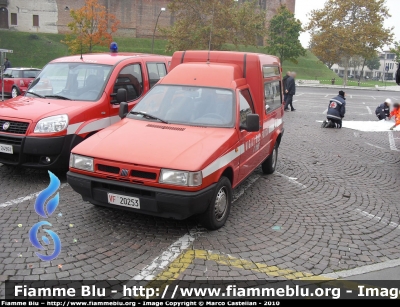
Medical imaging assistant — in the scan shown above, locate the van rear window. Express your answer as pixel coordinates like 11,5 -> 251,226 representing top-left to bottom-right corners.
263,66 -> 280,78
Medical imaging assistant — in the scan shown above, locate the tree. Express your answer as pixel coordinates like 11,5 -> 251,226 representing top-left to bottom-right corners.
265,5 -> 305,64
391,41 -> 400,62
366,56 -> 381,71
63,0 -> 120,54
161,0 -> 266,52
307,0 -> 393,86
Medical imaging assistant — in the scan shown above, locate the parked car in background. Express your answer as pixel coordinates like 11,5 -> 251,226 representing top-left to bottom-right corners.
0,68 -> 41,98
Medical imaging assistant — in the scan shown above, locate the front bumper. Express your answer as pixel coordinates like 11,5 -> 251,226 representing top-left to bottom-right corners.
0,134 -> 83,169
67,171 -> 215,220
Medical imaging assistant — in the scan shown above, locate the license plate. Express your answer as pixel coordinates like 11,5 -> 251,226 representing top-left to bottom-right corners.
0,144 -> 13,154
107,193 -> 140,209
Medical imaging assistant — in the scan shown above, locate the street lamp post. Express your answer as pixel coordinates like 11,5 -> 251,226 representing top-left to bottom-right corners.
151,7 -> 166,53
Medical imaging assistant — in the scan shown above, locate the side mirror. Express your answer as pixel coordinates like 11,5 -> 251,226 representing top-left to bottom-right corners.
240,114 -> 260,132
119,101 -> 129,119
116,88 -> 127,104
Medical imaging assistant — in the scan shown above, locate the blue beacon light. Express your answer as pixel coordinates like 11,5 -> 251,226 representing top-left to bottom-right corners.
110,42 -> 118,53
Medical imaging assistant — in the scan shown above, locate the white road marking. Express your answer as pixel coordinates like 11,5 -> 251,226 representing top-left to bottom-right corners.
388,131 -> 398,151
0,184 -> 69,208
297,93 -> 304,96
362,102 -> 365,105
371,96 -> 376,100
275,171 -> 307,189
354,132 -> 359,138
323,109 -> 328,115
130,173 -> 261,281
131,228 -> 201,281
365,143 -> 385,150
324,94 -> 329,98
355,209 -> 400,229
366,106 -> 372,114
350,95 -> 353,98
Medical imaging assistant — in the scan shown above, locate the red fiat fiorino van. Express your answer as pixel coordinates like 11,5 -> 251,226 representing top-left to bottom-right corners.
67,51 -> 284,229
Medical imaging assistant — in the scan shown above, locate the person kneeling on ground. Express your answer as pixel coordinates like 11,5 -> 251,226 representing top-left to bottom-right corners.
322,90 -> 346,128
389,103 -> 400,130
375,98 -> 392,120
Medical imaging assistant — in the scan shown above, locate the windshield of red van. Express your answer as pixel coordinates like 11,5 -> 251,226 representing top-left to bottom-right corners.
130,85 -> 235,127
26,63 -> 112,101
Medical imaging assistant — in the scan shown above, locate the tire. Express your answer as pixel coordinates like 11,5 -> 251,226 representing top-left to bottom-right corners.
262,145 -> 278,174
199,176 -> 232,230
11,87 -> 20,98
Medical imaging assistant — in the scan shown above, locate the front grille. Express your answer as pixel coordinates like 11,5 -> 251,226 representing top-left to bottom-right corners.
0,119 -> 29,135
0,135 -> 23,145
131,170 -> 157,180
98,164 -> 120,174
93,182 -> 154,197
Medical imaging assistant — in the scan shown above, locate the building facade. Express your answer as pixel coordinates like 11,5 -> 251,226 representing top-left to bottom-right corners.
331,51 -> 398,81
0,0 -> 295,39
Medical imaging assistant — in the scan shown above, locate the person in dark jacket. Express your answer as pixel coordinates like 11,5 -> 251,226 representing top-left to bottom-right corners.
375,98 -> 392,120
3,58 -> 11,70
396,63 -> 400,86
284,72 -> 296,111
322,90 -> 346,128
282,71 -> 291,102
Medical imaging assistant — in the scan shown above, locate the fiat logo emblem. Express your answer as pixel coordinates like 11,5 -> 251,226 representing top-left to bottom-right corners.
2,122 -> 10,131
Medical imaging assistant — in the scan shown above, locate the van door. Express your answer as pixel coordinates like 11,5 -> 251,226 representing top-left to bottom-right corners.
146,62 -> 167,90
238,89 -> 260,182
109,63 -> 144,124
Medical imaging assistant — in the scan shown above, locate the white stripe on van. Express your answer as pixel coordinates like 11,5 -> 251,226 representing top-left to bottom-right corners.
202,144 -> 245,178
66,115 -> 120,135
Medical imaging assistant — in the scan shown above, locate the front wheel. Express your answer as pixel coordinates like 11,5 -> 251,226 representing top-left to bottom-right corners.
11,87 -> 20,98
262,145 -> 278,174
199,177 -> 232,230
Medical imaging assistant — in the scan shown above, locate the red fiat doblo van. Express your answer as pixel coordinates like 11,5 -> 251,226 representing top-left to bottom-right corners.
0,50 -> 170,169
67,51 -> 284,229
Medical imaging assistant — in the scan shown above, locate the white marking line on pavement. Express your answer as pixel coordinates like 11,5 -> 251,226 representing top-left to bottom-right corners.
366,106 -> 372,114
353,132 -> 359,138
388,131 -> 399,151
371,96 -> 376,100
365,143 -> 385,150
0,183 -> 69,208
350,95 -> 353,98
322,258 -> 400,279
355,209 -> 400,229
323,109 -> 328,115
275,171 -> 307,189
324,94 -> 329,98
297,93 -> 304,96
362,102 -> 365,105
130,173 -> 261,282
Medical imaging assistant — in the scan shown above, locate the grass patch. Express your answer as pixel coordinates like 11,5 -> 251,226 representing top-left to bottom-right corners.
0,30 -> 341,83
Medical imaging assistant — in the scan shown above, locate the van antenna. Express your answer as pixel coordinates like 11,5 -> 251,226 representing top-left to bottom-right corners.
207,2 -> 215,64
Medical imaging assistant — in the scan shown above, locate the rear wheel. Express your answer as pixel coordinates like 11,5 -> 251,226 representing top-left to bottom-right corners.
262,145 -> 278,174
199,176 -> 232,230
11,87 -> 20,98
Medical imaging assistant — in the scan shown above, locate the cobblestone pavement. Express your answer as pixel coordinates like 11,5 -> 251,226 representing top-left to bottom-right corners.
1,88 -> 400,294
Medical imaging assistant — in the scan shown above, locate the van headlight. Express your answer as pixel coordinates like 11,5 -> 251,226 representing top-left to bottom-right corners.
69,154 -> 94,172
34,115 -> 69,133
159,169 -> 202,187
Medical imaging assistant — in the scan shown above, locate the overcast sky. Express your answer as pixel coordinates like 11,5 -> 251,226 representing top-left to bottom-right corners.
295,0 -> 399,50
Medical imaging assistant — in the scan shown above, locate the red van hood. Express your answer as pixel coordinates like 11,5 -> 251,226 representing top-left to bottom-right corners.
73,119 -> 239,171
0,96 -> 87,121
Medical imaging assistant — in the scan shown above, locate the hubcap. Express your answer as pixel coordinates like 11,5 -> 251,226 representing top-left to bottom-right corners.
271,148 -> 277,169
12,88 -> 18,98
214,187 -> 228,222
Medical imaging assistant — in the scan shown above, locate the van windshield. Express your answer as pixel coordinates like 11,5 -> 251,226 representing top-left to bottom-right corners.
130,85 -> 235,127
26,63 -> 112,101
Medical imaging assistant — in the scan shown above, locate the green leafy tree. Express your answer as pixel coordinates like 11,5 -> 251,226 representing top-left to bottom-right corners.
161,0 -> 266,52
391,41 -> 400,62
366,56 -> 381,71
307,0 -> 393,86
265,5 -> 305,64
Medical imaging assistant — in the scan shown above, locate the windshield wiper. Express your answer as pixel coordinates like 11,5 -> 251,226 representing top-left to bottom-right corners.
44,95 -> 72,100
26,91 -> 45,98
130,111 -> 169,124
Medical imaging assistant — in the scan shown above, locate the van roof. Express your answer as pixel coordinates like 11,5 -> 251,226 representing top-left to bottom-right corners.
50,53 -> 170,66
160,63 -> 243,88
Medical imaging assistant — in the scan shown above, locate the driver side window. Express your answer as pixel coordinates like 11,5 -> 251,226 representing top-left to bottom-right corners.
239,90 -> 255,126
112,64 -> 143,103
